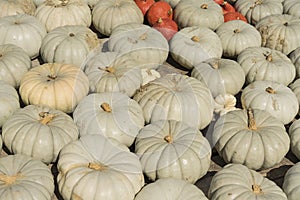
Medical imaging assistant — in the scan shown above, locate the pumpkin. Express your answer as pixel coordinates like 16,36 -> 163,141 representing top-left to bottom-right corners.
287,79 -> 300,114
0,14 -> 47,59
0,154 -> 54,200
152,17 -> 178,41
214,93 -> 240,116
174,0 -> 224,30
288,119 -> 300,160
134,0 -> 155,15
283,0 -> 300,18
216,19 -> 262,58
234,0 -> 283,25
241,80 -> 299,124
220,1 -> 236,14
237,46 -> 296,86
212,108 -> 290,170
33,0 -> 46,6
0,44 -> 31,88
108,23 -> 169,69
135,178 -> 208,200
92,0 -> 143,36
223,11 -> 248,23
289,47 -> 300,78
19,63 -> 89,113
2,104 -> 79,164
135,120 -> 212,183
169,26 -> 223,70
0,0 -> 36,18
133,73 -> 214,130
0,81 -> 20,127
83,51 -> 143,97
40,25 -> 100,68
256,14 -> 300,55
191,57 -> 245,97
73,92 -> 145,147
146,1 -> 173,26
57,134 -> 144,200
34,0 -> 92,32
282,162 -> 300,200
208,163 -> 288,200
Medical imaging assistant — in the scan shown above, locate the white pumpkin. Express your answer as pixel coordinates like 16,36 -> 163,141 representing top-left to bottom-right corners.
57,134 -> 144,200
135,120 -> 211,183
0,44 -> 31,88
92,0 -> 143,36
241,80 -> 299,124
169,26 -> 223,70
133,73 -> 214,130
289,47 -> 300,78
283,0 -> 300,18
191,57 -> 245,97
214,94 -> 240,116
34,0 -> 92,32
282,162 -> 300,200
0,14 -> 47,59
2,104 -> 79,164
237,46 -> 296,86
288,119 -> 300,160
0,81 -> 20,127
108,23 -> 169,69
0,154 -> 55,200
73,92 -> 145,147
290,78 -> 300,114
0,0 -> 36,18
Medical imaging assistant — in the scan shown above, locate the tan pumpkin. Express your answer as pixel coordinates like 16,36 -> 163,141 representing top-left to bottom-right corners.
19,63 -> 89,113
0,0 -> 36,18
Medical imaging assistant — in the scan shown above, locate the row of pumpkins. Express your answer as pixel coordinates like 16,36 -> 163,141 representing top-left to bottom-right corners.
1,0 -> 300,199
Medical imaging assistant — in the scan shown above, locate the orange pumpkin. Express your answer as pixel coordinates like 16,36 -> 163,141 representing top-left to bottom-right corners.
221,1 -> 236,14
134,0 -> 155,15
224,12 -> 247,23
152,17 -> 178,41
146,1 -> 173,26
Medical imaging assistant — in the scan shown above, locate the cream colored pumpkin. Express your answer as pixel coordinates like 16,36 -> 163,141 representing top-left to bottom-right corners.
40,25 -> 100,68
133,73 -> 214,130
135,178 -> 208,200
108,23 -> 169,69
34,0 -> 92,32
0,14 -> 47,59
216,19 -> 262,58
283,0 -> 300,18
174,0 -> 224,30
191,58 -> 245,97
92,0 -> 143,36
234,0 -> 283,25
212,108 -> 290,170
256,14 -> 300,55
237,46 -> 296,85
73,92 -> 144,147
0,44 -> 31,88
288,119 -> 300,160
57,134 -> 144,200
0,0 -> 36,18
135,120 -> 211,183
2,104 -> 79,164
290,78 -> 300,114
0,81 -> 20,127
0,154 -> 55,200
241,80 -> 299,124
19,63 -> 89,113
169,26 -> 223,70
290,47 -> 300,78
282,162 -> 300,200
208,163 -> 288,200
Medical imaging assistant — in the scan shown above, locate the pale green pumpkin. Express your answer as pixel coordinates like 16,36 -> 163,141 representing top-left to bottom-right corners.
282,162 -> 300,200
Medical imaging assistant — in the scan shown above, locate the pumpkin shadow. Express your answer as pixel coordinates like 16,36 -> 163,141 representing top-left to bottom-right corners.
51,163 -> 64,200
195,171 -> 218,197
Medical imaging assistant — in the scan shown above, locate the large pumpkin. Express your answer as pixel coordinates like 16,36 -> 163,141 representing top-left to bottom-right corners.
135,120 -> 211,183
0,0 -> 36,18
0,154 -> 55,200
133,73 -> 214,130
2,104 -> 79,164
92,0 -> 144,36
57,134 -> 144,200
0,14 -> 47,59
73,92 -> 145,147
282,162 -> 300,200
19,63 -> 89,113
0,44 -> 31,88
241,80 -> 299,124
208,163 -> 288,200
212,108 -> 290,170
237,46 -> 296,86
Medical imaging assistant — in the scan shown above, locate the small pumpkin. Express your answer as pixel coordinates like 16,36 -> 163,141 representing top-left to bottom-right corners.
146,1 -> 173,26
0,154 -> 55,200
19,63 -> 89,113
57,134 -> 145,200
283,0 -> 300,18
208,163 -> 288,200
0,0 -> 36,18
0,81 -> 20,127
134,0 -> 155,15
135,120 -> 212,183
2,104 -> 79,164
282,162 -> 300,200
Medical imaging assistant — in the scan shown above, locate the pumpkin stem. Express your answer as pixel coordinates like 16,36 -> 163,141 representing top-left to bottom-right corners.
211,61 -> 219,69
88,163 -> 106,171
266,54 -> 272,62
39,112 -> 55,125
168,9 -> 173,16
48,65 -> 57,80
105,66 -> 115,73
265,87 -> 275,94
252,184 -> 263,194
164,135 -> 173,143
139,32 -> 148,40
101,103 -> 112,112
233,29 -> 240,33
0,173 -> 22,185
247,108 -> 257,130
200,4 -> 208,9
157,17 -> 163,24
191,35 -> 200,42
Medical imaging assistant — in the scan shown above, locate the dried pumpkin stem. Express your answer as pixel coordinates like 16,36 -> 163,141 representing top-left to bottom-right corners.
88,163 -> 106,171
247,108 -> 257,130
233,29 -> 240,33
266,54 -> 272,62
101,103 -> 112,112
39,112 -> 55,125
0,173 -> 22,185
252,184 -> 263,194
164,135 -> 173,143
139,32 -> 148,40
191,35 -> 200,42
211,61 -> 219,69
265,87 -> 275,94
200,4 -> 208,9
105,66 -> 115,73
